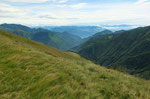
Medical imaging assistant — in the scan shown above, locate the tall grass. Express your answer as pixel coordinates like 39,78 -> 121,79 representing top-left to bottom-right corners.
0,30 -> 150,99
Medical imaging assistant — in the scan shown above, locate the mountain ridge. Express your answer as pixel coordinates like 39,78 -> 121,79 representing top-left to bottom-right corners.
0,24 -> 82,51
42,26 -> 106,38
76,26 -> 150,79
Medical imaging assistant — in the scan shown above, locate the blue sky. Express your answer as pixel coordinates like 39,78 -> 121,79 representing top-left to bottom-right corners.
0,0 -> 150,26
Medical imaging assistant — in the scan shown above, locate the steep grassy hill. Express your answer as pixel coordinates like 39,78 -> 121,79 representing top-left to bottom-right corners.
76,26 -> 150,79
0,24 -> 82,50
0,30 -> 150,99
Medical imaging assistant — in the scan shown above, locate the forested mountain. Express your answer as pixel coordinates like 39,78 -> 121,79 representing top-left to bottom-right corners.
76,26 -> 150,79
71,30 -> 124,51
0,24 -> 82,50
32,30 -> 82,50
0,30 -> 150,98
89,30 -> 113,39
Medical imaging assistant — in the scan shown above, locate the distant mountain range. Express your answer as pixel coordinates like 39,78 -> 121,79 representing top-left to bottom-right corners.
40,26 -> 106,38
35,25 -> 139,38
75,26 -> 150,79
101,24 -> 139,31
0,24 -> 82,50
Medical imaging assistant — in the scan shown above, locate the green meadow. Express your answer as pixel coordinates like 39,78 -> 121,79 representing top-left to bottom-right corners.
0,30 -> 150,99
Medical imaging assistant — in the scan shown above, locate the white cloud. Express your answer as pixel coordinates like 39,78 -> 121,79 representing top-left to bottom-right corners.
135,0 -> 148,4
0,3 -> 27,18
4,0 -> 49,3
0,1 -> 150,26
58,0 -> 68,3
70,3 -> 87,9
0,3 -> 79,26
3,0 -> 68,3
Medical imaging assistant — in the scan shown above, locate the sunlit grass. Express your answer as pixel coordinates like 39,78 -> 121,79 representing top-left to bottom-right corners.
0,30 -> 150,99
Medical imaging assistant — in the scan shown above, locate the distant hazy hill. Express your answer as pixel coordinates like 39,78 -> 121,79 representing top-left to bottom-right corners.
42,26 -> 106,38
0,24 -> 82,50
101,24 -> 139,31
71,30 -> 124,51
0,24 -> 32,39
76,26 -> 150,79
89,30 -> 113,39
0,30 -> 150,98
32,29 -> 82,50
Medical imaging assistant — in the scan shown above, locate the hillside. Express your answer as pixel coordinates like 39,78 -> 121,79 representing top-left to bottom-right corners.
31,28 -> 82,51
1,30 -> 150,99
71,30 -> 122,51
0,31 -> 150,99
76,26 -> 150,79
0,24 -> 32,39
87,30 -> 113,40
0,24 -> 82,51
43,26 -> 105,38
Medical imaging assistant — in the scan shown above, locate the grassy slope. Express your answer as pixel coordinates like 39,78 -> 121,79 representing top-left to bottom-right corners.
0,30 -> 150,99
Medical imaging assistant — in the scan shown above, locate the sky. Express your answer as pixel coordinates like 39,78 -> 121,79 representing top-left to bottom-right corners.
0,0 -> 150,26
